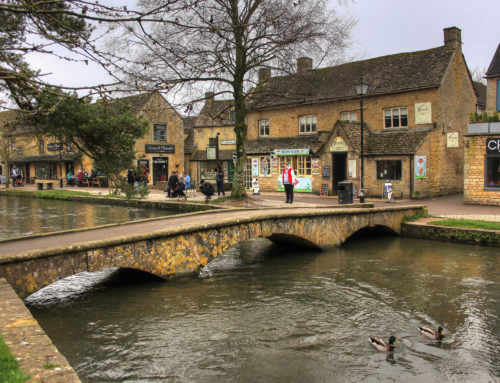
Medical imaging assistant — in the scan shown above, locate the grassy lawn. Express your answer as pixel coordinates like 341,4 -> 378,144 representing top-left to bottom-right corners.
0,334 -> 29,383
430,218 -> 500,230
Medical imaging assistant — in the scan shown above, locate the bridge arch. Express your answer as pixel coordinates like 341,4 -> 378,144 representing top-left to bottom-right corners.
0,206 -> 425,298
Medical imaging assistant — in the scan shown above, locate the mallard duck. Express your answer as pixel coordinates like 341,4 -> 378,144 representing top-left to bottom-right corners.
368,336 -> 400,351
418,326 -> 444,340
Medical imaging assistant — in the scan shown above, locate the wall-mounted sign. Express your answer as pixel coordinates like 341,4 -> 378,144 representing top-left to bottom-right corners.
330,136 -> 348,152
47,143 -> 62,151
486,138 -> 500,153
312,158 -> 320,174
271,157 -> 279,174
415,155 -> 426,179
348,159 -> 357,178
145,144 -> 175,153
447,132 -> 459,148
415,102 -> 432,124
274,148 -> 309,156
322,166 -> 330,178
220,139 -> 236,145
206,147 -> 216,160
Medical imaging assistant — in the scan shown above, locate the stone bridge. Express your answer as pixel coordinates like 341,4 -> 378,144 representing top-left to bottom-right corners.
0,206 -> 425,298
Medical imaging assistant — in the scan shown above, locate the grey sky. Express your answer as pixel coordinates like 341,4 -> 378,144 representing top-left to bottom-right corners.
23,0 -> 500,92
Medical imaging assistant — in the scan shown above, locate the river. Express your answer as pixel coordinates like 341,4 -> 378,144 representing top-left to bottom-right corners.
0,195 -> 171,239
26,235 -> 499,382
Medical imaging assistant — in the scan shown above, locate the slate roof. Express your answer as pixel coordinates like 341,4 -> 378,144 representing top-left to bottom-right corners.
182,116 -> 196,133
250,46 -> 456,110
473,81 -> 486,107
194,99 -> 234,127
486,44 -> 500,77
102,92 -> 152,115
246,132 -> 331,155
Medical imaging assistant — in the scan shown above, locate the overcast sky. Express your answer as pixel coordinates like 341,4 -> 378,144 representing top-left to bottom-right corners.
23,0 -> 500,93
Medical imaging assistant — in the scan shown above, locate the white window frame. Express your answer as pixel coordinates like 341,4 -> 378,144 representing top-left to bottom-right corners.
259,120 -> 269,136
340,111 -> 357,122
299,115 -> 317,134
384,107 -> 408,128
153,124 -> 167,142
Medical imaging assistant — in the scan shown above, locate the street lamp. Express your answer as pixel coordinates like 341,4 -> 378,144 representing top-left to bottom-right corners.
355,75 -> 369,203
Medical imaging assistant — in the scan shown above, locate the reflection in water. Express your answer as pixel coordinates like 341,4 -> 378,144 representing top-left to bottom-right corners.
27,237 -> 499,383
0,195 -> 172,239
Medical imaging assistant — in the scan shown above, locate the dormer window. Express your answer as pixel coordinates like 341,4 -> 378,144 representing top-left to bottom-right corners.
299,115 -> 317,133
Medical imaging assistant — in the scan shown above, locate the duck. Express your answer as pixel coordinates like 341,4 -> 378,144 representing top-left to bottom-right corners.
369,336 -> 400,352
418,326 -> 444,340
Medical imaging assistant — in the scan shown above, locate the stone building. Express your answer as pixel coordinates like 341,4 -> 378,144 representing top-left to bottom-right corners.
189,93 -> 236,185
1,92 -> 185,188
464,42 -> 500,205
245,27 -> 478,198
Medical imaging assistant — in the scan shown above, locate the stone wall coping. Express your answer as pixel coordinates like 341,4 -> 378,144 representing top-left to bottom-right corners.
0,205 -> 426,265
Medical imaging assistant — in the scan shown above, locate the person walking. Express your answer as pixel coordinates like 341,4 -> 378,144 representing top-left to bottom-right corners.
183,171 -> 191,196
215,166 -> 225,196
282,162 -> 297,204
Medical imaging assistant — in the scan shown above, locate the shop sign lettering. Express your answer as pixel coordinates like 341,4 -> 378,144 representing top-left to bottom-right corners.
486,138 -> 500,153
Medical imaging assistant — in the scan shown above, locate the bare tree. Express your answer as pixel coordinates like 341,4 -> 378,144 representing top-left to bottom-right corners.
106,0 -> 354,197
470,67 -> 487,85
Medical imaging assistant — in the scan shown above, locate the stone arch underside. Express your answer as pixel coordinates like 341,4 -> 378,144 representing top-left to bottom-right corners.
2,208 -> 422,298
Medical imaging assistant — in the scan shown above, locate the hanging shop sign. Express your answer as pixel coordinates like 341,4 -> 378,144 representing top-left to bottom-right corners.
145,144 -> 175,153
329,136 -> 348,152
486,138 -> 500,153
206,147 -> 216,160
415,155 -> 426,179
274,148 -> 309,156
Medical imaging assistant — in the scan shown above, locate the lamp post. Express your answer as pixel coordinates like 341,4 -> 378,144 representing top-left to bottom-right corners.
355,75 -> 369,203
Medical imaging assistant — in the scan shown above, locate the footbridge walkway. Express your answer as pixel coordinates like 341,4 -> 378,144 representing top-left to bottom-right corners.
0,205 -> 425,298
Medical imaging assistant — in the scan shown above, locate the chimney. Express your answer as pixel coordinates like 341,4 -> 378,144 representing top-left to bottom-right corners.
297,57 -> 313,74
258,68 -> 271,84
443,27 -> 461,50
205,92 -> 214,104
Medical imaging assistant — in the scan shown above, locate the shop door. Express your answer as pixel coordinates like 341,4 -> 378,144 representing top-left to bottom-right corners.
332,153 -> 347,194
153,157 -> 168,183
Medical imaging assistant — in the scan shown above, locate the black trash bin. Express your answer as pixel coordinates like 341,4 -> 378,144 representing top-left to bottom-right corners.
338,181 -> 353,204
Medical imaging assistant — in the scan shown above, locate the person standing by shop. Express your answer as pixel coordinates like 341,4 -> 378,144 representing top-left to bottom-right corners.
215,166 -> 225,196
282,162 -> 296,204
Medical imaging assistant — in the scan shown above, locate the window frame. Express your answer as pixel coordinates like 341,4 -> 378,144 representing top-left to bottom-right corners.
376,160 -> 402,180
383,107 -> 408,129
278,155 -> 312,177
153,123 -> 167,142
259,120 -> 269,136
340,111 -> 357,122
485,154 -> 500,190
299,115 -> 317,134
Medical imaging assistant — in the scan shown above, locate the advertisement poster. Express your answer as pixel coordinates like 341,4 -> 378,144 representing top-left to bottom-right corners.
260,157 -> 270,176
277,177 -> 312,193
271,158 -> 279,174
415,102 -> 431,124
252,158 -> 259,177
312,158 -> 320,174
415,156 -> 426,178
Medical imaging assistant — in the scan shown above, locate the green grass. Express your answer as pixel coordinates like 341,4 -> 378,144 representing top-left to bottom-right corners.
430,219 -> 500,230
0,334 -> 29,383
402,213 -> 430,223
43,363 -> 59,370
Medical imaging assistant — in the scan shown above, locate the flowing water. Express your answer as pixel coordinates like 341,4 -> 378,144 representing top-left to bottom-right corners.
26,235 -> 499,383
0,195 -> 171,239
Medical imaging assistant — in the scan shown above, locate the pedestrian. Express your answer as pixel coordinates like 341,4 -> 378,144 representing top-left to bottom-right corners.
176,174 -> 187,201
282,162 -> 297,204
183,171 -> 191,195
167,170 -> 179,198
141,166 -> 149,190
11,166 -> 18,187
127,169 -> 135,187
67,170 -> 74,186
200,179 -> 215,200
215,166 -> 225,196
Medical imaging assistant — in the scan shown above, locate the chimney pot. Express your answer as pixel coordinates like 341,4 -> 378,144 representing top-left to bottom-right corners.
258,68 -> 271,83
297,57 -> 313,74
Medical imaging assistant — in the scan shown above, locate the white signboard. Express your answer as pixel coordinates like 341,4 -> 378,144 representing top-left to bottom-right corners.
415,102 -> 432,124
206,147 -> 216,160
330,136 -> 348,152
274,148 -> 309,156
447,132 -> 459,148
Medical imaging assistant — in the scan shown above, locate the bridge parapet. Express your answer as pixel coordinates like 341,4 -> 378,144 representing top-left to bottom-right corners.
0,206 -> 425,298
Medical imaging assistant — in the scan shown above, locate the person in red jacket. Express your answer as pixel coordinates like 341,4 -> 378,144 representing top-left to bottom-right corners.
282,162 -> 297,204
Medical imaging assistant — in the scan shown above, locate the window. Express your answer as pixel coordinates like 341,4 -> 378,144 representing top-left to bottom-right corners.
259,120 -> 269,136
377,160 -> 402,180
35,162 -> 57,180
384,107 -> 408,128
229,111 -> 235,123
299,115 -> 317,133
153,124 -> 166,141
39,140 -> 45,154
259,156 -> 271,176
66,140 -> 73,152
486,155 -> 500,189
10,139 -> 16,151
340,111 -> 357,122
278,156 -> 311,176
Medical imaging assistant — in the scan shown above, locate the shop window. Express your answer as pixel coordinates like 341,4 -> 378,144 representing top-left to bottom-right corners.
340,111 -> 357,122
259,156 -> 271,176
259,120 -> 269,136
153,124 -> 166,141
377,160 -> 402,180
299,115 -> 317,133
384,107 -> 408,128
35,162 -> 57,179
278,156 -> 311,176
485,155 -> 500,189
